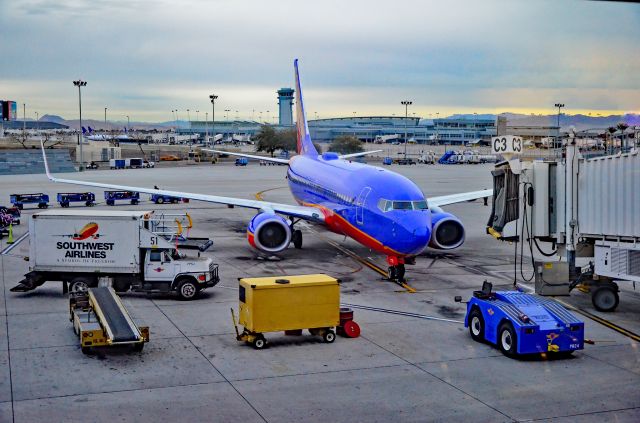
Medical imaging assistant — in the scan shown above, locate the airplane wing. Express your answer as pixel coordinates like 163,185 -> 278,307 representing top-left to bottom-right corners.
40,143 -> 323,222
429,189 -> 493,207
339,150 -> 383,160
203,149 -> 290,164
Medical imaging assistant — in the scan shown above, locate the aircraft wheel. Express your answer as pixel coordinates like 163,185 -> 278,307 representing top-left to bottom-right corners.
468,308 -> 485,341
292,230 -> 302,249
387,266 -> 397,281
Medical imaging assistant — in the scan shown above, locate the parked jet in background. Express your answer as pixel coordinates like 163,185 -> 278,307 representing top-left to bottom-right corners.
42,59 -> 491,282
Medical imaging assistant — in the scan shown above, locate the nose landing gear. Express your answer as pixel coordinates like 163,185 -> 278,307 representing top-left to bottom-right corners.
386,256 -> 406,283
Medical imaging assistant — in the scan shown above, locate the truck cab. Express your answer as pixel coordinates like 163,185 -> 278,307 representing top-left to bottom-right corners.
139,248 -> 218,299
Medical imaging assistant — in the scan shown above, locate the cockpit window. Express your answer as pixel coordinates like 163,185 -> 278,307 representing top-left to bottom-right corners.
377,198 -> 429,212
392,201 -> 413,210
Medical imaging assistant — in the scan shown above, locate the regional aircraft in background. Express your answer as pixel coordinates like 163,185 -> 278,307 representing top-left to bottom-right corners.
42,59 -> 491,282
82,126 -> 134,143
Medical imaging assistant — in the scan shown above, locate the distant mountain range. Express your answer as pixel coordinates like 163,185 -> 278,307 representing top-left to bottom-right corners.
26,112 -> 640,132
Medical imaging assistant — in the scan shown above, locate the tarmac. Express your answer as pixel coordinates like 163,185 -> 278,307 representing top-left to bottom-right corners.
0,161 -> 638,422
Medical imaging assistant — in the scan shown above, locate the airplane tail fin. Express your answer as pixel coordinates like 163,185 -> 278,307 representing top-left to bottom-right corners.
294,59 -> 318,157
81,127 -> 87,134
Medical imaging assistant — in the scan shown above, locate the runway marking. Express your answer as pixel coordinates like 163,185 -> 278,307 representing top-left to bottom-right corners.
254,187 -> 417,293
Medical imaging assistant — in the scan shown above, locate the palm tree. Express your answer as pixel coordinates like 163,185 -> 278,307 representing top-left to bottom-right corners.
617,123 -> 629,151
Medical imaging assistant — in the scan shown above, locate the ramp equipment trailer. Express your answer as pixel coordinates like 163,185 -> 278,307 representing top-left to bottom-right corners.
104,190 -> 139,206
70,287 -> 149,354
10,210 -> 219,300
231,274 -> 360,349
57,192 -> 96,208
456,282 -> 584,357
10,193 -> 49,209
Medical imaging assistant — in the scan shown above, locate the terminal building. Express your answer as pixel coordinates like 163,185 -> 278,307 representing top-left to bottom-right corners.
179,89 -> 557,145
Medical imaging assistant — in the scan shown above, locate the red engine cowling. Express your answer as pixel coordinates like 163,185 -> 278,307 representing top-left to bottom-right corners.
247,213 -> 292,253
429,208 -> 465,250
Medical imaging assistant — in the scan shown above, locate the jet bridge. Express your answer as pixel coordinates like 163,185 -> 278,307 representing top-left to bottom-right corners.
487,139 -> 639,311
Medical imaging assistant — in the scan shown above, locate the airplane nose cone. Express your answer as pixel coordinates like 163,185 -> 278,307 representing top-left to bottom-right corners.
393,218 -> 431,256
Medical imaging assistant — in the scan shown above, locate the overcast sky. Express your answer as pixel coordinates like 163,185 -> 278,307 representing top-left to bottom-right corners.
1,0 -> 638,122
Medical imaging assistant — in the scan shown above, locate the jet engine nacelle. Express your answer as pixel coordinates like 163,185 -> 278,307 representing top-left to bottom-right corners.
428,207 -> 465,250
247,212 -> 292,253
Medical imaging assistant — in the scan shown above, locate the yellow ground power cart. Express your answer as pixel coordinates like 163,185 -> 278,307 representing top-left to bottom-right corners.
70,287 -> 149,354
232,274 -> 357,349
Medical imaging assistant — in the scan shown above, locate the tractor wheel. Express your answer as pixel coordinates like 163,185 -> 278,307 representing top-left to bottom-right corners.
468,308 -> 485,342
498,321 -> 517,357
156,197 -> 164,204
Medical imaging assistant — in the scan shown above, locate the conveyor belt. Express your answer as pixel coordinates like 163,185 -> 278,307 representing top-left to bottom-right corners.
91,287 -> 138,342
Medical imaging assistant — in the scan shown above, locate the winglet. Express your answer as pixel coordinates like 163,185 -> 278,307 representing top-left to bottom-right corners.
40,140 -> 55,181
294,59 -> 318,157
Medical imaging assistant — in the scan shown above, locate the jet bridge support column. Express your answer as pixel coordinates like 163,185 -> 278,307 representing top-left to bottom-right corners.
565,139 -> 579,280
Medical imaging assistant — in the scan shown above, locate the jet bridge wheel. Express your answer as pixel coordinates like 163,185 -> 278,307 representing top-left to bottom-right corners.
592,285 -> 619,312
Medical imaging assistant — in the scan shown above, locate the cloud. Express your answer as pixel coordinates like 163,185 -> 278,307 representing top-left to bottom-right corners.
1,0 -> 638,120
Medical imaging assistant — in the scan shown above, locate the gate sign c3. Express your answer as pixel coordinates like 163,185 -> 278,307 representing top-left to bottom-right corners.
491,135 -> 523,155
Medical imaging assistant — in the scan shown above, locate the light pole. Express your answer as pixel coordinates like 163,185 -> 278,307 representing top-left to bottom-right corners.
104,107 -> 107,129
401,100 -> 412,159
187,109 -> 191,123
205,112 -> 209,142
22,103 -> 26,141
209,94 -> 217,145
196,110 -> 199,122
126,115 -> 130,131
35,111 -> 39,132
554,103 -> 564,151
73,79 -> 87,171
225,109 -> 230,121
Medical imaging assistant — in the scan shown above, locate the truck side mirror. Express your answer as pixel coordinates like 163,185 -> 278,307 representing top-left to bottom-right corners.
454,296 -> 462,303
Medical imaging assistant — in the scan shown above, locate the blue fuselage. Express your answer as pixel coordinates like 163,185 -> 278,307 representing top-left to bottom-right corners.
287,155 -> 432,257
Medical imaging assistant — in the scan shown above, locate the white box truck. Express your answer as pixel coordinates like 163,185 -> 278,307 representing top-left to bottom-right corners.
12,210 -> 219,300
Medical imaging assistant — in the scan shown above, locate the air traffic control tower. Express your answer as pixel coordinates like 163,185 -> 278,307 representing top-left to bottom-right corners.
278,88 -> 294,126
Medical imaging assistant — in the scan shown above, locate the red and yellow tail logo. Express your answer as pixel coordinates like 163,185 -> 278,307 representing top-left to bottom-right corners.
73,222 -> 99,240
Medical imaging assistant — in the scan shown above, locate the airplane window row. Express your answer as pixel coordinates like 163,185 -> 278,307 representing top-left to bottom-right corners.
377,199 -> 429,212
288,172 -> 353,205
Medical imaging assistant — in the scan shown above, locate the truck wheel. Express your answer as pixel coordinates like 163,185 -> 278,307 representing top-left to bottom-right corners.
468,308 -> 485,342
592,286 -> 619,312
177,278 -> 199,300
323,329 -> 336,343
156,197 -> 164,204
253,335 -> 266,349
498,321 -> 517,357
69,277 -> 94,294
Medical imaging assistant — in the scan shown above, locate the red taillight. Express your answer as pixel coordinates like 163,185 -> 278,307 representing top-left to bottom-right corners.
198,274 -> 206,281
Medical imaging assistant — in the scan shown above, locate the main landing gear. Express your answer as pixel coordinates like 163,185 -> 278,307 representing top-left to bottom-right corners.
290,220 -> 303,249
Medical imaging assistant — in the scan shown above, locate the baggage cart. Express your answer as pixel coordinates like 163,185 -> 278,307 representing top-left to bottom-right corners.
104,190 -> 140,206
10,193 -> 49,210
57,192 -> 96,207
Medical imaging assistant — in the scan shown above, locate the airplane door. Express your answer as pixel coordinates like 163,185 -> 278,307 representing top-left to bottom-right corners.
355,187 -> 371,226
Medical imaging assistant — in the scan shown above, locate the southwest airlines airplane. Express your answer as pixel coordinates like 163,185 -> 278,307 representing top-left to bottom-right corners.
42,60 -> 491,282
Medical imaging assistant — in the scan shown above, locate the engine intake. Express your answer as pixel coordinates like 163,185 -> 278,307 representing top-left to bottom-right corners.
247,213 -> 292,253
429,209 -> 465,250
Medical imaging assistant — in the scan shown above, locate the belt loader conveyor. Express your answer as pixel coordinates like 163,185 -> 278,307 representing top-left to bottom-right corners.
70,287 -> 149,354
